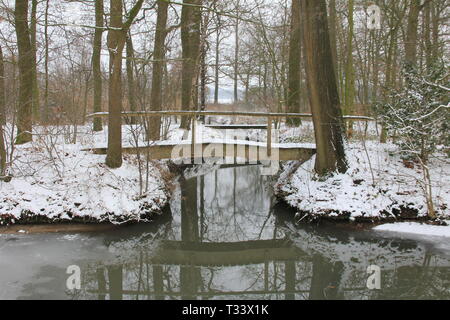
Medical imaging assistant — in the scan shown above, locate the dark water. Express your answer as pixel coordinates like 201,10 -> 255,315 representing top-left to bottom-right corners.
0,165 -> 449,300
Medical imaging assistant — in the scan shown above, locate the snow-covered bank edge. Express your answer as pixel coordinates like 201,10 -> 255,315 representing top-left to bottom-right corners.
0,125 -> 178,226
275,141 -> 449,224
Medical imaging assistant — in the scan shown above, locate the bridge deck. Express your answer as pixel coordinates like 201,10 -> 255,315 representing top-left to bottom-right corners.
84,140 -> 316,162
205,124 -> 268,130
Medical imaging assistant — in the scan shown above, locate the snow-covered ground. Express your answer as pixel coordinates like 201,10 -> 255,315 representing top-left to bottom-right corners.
276,139 -> 449,222
0,125 -> 170,225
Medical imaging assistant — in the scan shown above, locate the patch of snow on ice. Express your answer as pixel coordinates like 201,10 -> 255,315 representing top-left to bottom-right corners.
374,222 -> 450,238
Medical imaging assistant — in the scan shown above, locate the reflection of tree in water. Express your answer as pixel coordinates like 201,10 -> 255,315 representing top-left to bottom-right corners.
200,166 -> 276,242
76,166 -> 450,300
283,223 -> 450,300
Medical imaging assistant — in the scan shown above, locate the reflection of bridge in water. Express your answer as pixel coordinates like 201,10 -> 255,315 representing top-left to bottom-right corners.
88,166 -> 323,300
151,239 -> 306,267
86,165 -> 450,300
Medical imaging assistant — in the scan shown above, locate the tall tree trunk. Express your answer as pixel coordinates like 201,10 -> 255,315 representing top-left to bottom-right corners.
106,0 -> 124,168
0,45 -> 5,125
105,0 -> 144,168
14,0 -> 33,144
381,14 -> 402,143
300,0 -> 347,175
233,0 -> 240,103
148,0 -> 169,140
371,31 -> 380,104
180,0 -> 201,129
405,0 -> 427,67
430,2 -> 440,64
43,0 -> 49,124
214,19 -> 220,104
92,0 -> 104,132
0,45 -> 5,176
344,0 -> 355,137
423,2 -> 432,70
328,0 -> 339,90
126,34 -> 136,124
287,0 -> 302,126
30,0 -> 39,121
199,6 -> 208,122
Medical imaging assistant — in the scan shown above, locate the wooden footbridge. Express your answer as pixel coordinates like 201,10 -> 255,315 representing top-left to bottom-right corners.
86,111 -> 374,162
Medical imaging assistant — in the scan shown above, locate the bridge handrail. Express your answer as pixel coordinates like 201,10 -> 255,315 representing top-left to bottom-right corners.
86,111 -> 375,122
87,111 -> 374,156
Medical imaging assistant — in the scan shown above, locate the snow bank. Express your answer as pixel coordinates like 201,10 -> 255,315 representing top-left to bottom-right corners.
0,125 -> 170,225
374,222 -> 450,238
276,140 -> 449,221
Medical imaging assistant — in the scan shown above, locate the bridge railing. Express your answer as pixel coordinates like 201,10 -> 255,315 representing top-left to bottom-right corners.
87,111 -> 375,155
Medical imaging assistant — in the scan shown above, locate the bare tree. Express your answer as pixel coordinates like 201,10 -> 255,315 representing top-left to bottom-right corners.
287,0 -> 301,126
43,0 -> 50,123
92,0 -> 104,132
30,0 -> 39,121
0,44 -> 6,177
343,0 -> 355,137
233,0 -> 240,103
148,0 -> 170,141
180,0 -> 201,129
105,0 -> 144,168
126,34 -> 136,124
0,45 -> 5,125
14,0 -> 33,144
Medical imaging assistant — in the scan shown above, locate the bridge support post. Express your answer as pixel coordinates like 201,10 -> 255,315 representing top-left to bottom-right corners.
191,119 -> 196,159
267,116 -> 272,157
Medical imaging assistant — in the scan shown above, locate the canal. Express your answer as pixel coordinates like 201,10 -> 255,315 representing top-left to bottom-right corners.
0,165 -> 449,300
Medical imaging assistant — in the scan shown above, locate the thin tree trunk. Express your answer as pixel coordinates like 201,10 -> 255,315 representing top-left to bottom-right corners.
287,0 -> 302,126
233,0 -> 240,103
199,7 -> 208,122
430,2 -> 440,64
0,45 -> 5,175
328,0 -> 339,90
0,45 -> 5,125
300,0 -> 347,175
14,0 -> 33,144
180,0 -> 201,129
30,0 -> 39,121
423,2 -> 432,70
148,0 -> 169,140
344,0 -> 355,137
43,0 -> 49,124
106,0 -> 124,168
0,123 -> 6,177
126,34 -> 136,124
371,31 -> 380,103
380,11 -> 403,143
214,21 -> 220,104
92,0 -> 104,132
82,73 -> 90,124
